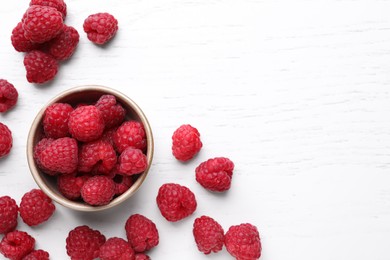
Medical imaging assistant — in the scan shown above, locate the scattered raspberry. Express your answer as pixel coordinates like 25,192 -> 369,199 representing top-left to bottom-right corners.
81,176 -> 116,206
113,174 -> 133,196
195,157 -> 234,192
22,5 -> 63,43
23,249 -> 49,260
33,138 -> 56,175
78,140 -> 117,174
43,103 -> 73,138
125,214 -> 159,253
0,80 -> 18,113
0,230 -> 35,260
0,122 -> 12,159
156,183 -> 197,222
0,196 -> 18,234
224,223 -> 262,260
99,237 -> 135,260
24,50 -> 58,84
172,124 -> 202,162
58,174 -> 89,200
68,105 -> 105,142
193,216 -> 224,254
47,25 -> 79,61
95,95 -> 125,129
37,137 -> 78,174
118,148 -> 147,176
113,121 -> 146,153
135,253 -> 150,260
11,22 -> 39,52
19,189 -> 55,226
83,13 -> 118,45
66,225 -> 106,260
30,0 -> 67,19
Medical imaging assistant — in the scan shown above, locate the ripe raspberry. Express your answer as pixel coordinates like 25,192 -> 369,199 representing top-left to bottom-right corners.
156,183 -> 197,222
0,196 -> 18,234
83,13 -> 118,45
81,176 -> 116,206
193,216 -> 224,254
23,249 -> 49,260
135,254 -> 150,260
0,230 -> 35,260
0,80 -> 18,113
0,122 -> 12,159
118,148 -> 147,176
224,223 -> 262,260
113,121 -> 146,153
47,25 -> 79,61
24,50 -> 58,84
58,174 -> 89,200
43,103 -> 73,138
68,105 -> 105,142
19,189 -> 55,226
78,140 -> 117,174
33,138 -> 56,175
99,237 -> 135,260
11,22 -> 39,52
95,95 -> 125,129
172,124 -> 202,161
101,128 -> 116,146
66,225 -> 106,260
30,0 -> 67,19
125,214 -> 159,253
113,174 -> 133,196
195,157 -> 234,192
37,137 -> 78,174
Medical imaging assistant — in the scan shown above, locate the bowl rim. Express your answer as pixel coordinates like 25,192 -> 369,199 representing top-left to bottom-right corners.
26,85 -> 154,212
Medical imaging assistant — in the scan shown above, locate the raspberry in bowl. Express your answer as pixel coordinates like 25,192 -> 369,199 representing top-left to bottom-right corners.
26,85 -> 153,212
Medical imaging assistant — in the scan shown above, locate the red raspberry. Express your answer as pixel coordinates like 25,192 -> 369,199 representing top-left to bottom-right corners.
43,103 -> 73,138
113,174 -> 133,196
19,189 -> 55,226
33,138 -> 56,175
24,50 -> 58,84
135,254 -> 150,260
95,95 -> 125,129
156,183 -> 197,222
224,223 -> 262,260
125,214 -> 159,253
172,124 -> 202,161
78,140 -> 117,174
118,148 -> 147,176
193,216 -> 224,254
37,137 -> 78,174
0,80 -> 18,113
58,174 -> 89,200
47,25 -> 79,61
101,128 -> 117,146
81,176 -> 116,206
23,249 -> 49,260
66,225 -> 106,260
83,13 -> 118,45
0,230 -> 35,260
11,22 -> 39,52
68,105 -> 105,142
195,157 -> 234,192
113,121 -> 146,153
30,0 -> 67,19
0,122 -> 12,159
0,196 -> 18,234
99,237 -> 135,260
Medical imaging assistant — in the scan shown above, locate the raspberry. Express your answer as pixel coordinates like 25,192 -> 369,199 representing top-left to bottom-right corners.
193,216 -> 224,254
99,237 -> 135,260
24,50 -> 58,84
113,174 -> 133,196
23,249 -> 49,260
224,223 -> 262,260
0,122 -> 12,159
37,137 -> 78,174
0,230 -> 35,260
11,22 -> 39,52
118,148 -> 147,176
43,103 -> 73,138
83,13 -> 118,45
81,176 -> 116,206
33,138 -> 56,175
156,183 -> 197,222
113,121 -> 146,153
101,128 -> 117,146
125,214 -> 159,253
47,25 -> 79,61
0,80 -> 18,113
95,95 -> 125,129
172,124 -> 202,161
58,174 -> 89,200
135,254 -> 150,260
66,225 -> 106,260
0,196 -> 18,234
68,105 -> 105,142
78,140 -> 117,174
19,189 -> 55,226
195,157 -> 234,192
30,0 -> 67,19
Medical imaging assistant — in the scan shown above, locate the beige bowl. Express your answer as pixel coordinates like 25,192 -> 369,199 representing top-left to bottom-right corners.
27,85 -> 154,212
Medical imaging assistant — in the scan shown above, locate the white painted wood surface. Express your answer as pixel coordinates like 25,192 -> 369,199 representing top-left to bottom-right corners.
1,0 -> 390,259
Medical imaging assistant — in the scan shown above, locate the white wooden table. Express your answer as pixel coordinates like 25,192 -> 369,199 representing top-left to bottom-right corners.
1,0 -> 390,259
